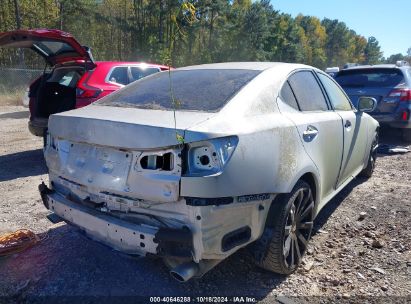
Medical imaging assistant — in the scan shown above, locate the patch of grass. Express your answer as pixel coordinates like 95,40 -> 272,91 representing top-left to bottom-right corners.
0,86 -> 26,106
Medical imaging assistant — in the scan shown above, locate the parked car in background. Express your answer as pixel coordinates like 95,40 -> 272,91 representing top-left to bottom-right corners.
39,62 -> 379,282
335,62 -> 411,141
0,29 -> 169,136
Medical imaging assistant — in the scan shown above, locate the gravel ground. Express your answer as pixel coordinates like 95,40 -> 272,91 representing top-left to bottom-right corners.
0,105 -> 410,303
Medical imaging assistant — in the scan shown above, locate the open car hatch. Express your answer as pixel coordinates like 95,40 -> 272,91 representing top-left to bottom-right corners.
0,29 -> 95,67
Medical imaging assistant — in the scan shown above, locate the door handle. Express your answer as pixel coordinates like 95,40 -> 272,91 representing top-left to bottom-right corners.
303,126 -> 319,142
345,120 -> 352,128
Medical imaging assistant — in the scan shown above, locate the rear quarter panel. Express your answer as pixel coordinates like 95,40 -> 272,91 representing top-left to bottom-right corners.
180,113 -> 319,199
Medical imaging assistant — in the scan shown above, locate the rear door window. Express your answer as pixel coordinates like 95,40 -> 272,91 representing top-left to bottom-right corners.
288,71 -> 329,111
317,73 -> 352,111
108,67 -> 129,85
335,68 -> 405,87
130,66 -> 160,82
280,81 -> 299,110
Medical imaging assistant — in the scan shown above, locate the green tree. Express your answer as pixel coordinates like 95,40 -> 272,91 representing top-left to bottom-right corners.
364,36 -> 383,65
295,15 -> 327,68
0,1 -> 388,69
321,18 -> 351,67
347,32 -> 367,64
385,53 -> 404,64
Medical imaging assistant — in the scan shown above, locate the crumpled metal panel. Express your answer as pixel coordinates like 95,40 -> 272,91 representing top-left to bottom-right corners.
45,139 -> 182,203
126,148 -> 182,202
48,192 -> 158,255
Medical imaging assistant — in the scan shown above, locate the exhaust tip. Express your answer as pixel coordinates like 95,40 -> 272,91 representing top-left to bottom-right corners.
170,270 -> 188,283
170,262 -> 199,282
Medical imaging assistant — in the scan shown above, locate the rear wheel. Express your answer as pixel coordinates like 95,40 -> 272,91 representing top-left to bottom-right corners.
250,180 -> 314,274
42,128 -> 48,147
360,132 -> 378,178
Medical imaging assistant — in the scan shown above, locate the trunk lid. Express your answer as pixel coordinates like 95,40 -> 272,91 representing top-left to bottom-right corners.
0,29 -> 95,67
48,104 -> 218,149
46,105 -> 219,203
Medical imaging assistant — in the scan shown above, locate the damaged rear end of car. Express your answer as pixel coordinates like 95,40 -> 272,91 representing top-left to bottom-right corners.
39,66 -> 279,281
39,109 -> 262,282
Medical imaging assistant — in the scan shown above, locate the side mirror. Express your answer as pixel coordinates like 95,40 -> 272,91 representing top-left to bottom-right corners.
358,97 -> 377,112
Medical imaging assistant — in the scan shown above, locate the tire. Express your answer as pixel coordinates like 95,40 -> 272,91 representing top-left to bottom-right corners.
402,129 -> 411,142
360,132 -> 378,178
42,129 -> 48,147
250,180 -> 315,275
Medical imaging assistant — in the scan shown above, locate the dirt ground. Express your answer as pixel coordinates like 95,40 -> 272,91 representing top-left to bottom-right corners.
0,105 -> 410,303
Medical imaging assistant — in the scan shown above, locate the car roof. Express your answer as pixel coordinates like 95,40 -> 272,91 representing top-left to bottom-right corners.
177,62 -> 310,71
95,61 -> 169,69
342,64 -> 409,71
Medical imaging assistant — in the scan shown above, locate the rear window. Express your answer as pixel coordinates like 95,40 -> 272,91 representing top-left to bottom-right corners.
33,41 -> 75,57
335,68 -> 405,87
97,69 -> 260,112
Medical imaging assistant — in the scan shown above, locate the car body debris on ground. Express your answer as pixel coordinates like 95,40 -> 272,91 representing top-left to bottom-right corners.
0,105 -> 410,302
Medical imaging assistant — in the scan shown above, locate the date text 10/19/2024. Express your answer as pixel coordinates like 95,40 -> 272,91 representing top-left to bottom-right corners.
149,296 -> 257,303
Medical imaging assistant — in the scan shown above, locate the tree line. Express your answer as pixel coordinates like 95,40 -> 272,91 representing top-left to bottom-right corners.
0,0 -> 410,69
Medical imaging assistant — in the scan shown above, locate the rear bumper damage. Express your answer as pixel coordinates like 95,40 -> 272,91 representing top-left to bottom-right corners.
40,129 -> 277,281
39,182 -> 193,257
39,180 -> 273,281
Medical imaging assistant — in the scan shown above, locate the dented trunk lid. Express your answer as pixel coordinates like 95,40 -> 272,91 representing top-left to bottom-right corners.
46,105 -> 218,203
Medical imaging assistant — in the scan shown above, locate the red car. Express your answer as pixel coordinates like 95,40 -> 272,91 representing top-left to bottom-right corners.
0,29 -> 169,136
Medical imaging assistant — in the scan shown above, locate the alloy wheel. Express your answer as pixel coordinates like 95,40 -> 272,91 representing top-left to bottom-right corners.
283,187 -> 314,269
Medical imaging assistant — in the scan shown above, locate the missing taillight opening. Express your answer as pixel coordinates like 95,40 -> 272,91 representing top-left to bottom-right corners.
199,155 -> 210,166
140,153 -> 173,171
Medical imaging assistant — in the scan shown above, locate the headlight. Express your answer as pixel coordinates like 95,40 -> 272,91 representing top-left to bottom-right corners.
183,136 -> 238,177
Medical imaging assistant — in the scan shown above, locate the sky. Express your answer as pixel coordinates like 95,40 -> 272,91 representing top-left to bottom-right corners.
271,0 -> 411,58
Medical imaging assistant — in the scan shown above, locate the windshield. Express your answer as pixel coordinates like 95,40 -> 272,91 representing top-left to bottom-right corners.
335,68 -> 405,88
97,69 -> 260,112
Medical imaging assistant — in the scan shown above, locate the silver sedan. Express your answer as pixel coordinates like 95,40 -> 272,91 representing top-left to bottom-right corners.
40,62 -> 379,282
